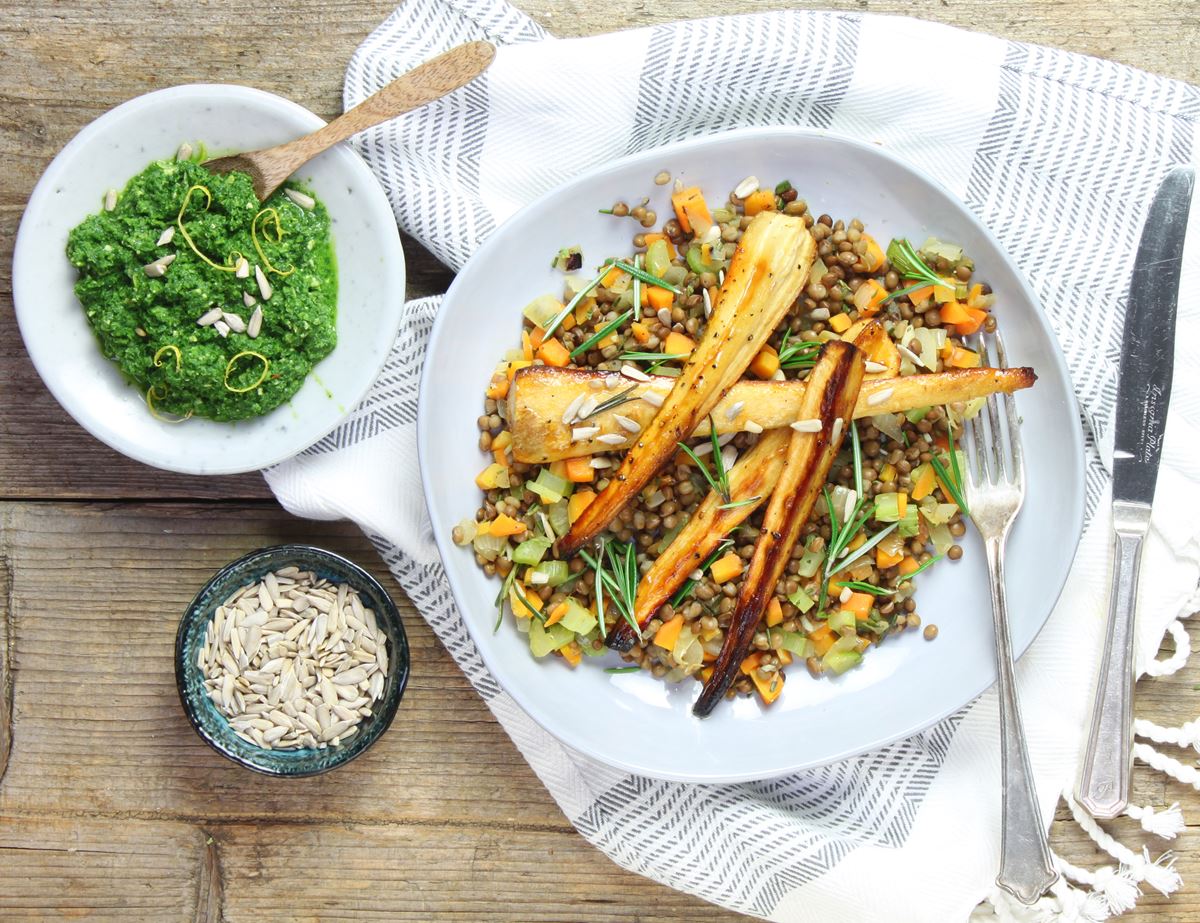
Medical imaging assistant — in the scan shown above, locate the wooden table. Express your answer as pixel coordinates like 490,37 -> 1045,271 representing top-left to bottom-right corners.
1,1 -> 1197,919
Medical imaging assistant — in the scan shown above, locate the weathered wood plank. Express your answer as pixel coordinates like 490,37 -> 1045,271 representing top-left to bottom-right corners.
0,502 -> 566,829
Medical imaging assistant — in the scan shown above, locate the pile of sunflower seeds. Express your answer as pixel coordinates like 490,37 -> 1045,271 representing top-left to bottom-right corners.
197,566 -> 389,750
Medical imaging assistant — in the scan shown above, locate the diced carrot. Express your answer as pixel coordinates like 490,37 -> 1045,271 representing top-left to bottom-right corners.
536,337 -> 571,368
852,279 -> 888,317
897,492 -> 907,518
654,613 -> 685,650
574,298 -> 595,324
475,463 -> 507,490
492,431 -> 512,452
740,652 -> 764,675
939,301 -> 972,325
911,464 -> 938,501
932,283 -> 956,304
489,514 -> 525,537
598,332 -> 621,350
808,624 -> 837,656
710,552 -> 744,584
485,373 -> 509,401
766,597 -> 784,628
492,447 -> 509,468
560,641 -> 582,667
671,186 -> 713,235
879,462 -> 897,483
601,266 -> 624,287
841,591 -> 874,621
946,345 -> 981,369
743,189 -> 777,216
906,285 -> 934,305
631,321 -> 651,344
509,582 -> 536,619
749,345 -> 780,380
567,489 -> 596,524
561,312 -> 576,332
643,233 -> 676,258
828,313 -> 852,334
566,456 -> 595,482
521,330 -> 534,361
777,648 -> 793,666
898,556 -> 922,576
861,234 -> 886,273
664,331 -> 696,356
956,307 -> 988,336
544,602 -> 569,627
530,327 -> 546,349
506,360 -> 531,383
877,545 -> 904,568
966,283 -> 984,308
647,286 -> 674,310
565,456 -> 594,483
753,669 -> 784,705
847,531 -> 866,552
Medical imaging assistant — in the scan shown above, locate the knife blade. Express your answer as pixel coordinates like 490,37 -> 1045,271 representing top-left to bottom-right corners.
1112,166 -> 1194,505
1078,166 -> 1194,819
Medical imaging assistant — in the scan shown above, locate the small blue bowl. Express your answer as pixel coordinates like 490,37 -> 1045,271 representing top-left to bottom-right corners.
175,544 -> 409,776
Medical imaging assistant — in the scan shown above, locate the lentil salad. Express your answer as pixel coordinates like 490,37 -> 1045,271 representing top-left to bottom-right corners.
454,173 -> 1033,712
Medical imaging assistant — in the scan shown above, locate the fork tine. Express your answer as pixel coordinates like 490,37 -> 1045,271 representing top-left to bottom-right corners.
995,332 -> 1025,489
968,396 -> 990,486
972,334 -> 1005,484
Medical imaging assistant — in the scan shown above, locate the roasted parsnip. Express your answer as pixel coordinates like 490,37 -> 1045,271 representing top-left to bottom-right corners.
508,364 -> 1034,463
693,341 -> 865,717
557,211 -> 817,555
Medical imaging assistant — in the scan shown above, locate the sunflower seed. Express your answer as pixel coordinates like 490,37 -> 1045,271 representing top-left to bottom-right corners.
734,175 -> 759,199
197,307 -> 223,327
255,265 -> 272,300
620,364 -> 650,382
596,433 -> 627,446
613,414 -> 640,433
103,189 -> 118,211
176,142 -> 193,161
222,312 -> 246,333
157,226 -> 176,246
143,254 -> 176,278
284,188 -> 316,210
562,393 -> 586,425
246,308 -> 261,339
214,320 -> 230,338
235,257 -> 250,279
744,419 -> 764,434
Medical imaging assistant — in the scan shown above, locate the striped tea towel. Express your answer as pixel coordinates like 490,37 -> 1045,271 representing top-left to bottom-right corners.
265,4 -> 1200,920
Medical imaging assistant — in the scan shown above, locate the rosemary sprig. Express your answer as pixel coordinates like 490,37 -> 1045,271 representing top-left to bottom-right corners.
930,409 -> 970,514
835,580 -> 896,597
605,666 -> 641,674
570,309 -> 633,358
493,564 -> 518,632
618,350 -> 688,373
836,522 -> 900,575
676,418 -> 730,503
717,495 -> 761,511
542,265 -> 609,338
777,329 -> 822,370
883,239 -> 953,305
578,383 -> 638,421
579,538 -> 642,638
818,423 -> 870,614
608,259 -> 680,293
896,554 -> 944,584
510,581 -> 548,623
670,538 -> 735,607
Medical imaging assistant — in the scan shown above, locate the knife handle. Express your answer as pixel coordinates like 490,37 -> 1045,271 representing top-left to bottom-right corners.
1076,500 -> 1150,819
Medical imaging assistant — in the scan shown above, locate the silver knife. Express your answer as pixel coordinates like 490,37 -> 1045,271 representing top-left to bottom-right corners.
1077,166 -> 1194,819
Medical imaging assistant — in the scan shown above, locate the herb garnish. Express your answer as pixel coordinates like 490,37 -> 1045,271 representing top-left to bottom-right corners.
579,537 -> 641,638
605,666 -> 641,674
618,350 -> 688,373
930,410 -> 970,515
571,309 -> 633,359
717,495 -> 761,511
677,418 -> 730,503
670,538 -> 735,607
835,580 -> 896,597
897,554 -> 944,584
578,384 -> 639,421
883,239 -> 951,305
777,329 -> 822,370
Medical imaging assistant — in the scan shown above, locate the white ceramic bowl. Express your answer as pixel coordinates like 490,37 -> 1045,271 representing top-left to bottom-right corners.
420,127 -> 1084,782
13,84 -> 405,474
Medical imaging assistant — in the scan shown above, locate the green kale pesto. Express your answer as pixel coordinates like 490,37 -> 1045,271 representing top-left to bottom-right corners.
66,155 -> 337,422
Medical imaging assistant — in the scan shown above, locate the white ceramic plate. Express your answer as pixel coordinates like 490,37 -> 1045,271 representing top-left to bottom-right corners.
419,127 -> 1084,782
13,84 -> 405,475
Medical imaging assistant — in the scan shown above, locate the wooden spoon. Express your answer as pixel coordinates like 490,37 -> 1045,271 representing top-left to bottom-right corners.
204,41 -> 496,201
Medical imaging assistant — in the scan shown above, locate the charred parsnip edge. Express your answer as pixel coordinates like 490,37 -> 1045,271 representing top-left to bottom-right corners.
558,211 -> 816,555
693,341 -> 865,717
508,365 -> 1035,464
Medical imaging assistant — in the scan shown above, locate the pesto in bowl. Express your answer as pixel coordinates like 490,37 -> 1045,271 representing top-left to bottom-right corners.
66,153 -> 337,422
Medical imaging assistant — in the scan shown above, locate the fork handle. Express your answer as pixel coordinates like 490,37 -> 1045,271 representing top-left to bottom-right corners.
986,534 -> 1058,904
1076,500 -> 1150,818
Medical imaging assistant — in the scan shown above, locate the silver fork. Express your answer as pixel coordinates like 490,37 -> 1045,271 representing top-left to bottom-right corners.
962,332 -> 1058,904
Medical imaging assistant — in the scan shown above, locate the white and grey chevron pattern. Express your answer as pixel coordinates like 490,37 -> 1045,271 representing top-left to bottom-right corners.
263,4 -> 1200,921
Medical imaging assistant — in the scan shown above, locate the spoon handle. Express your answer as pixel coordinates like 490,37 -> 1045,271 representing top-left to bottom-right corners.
281,41 -> 495,169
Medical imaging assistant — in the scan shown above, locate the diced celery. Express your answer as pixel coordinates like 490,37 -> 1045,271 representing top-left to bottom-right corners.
512,537 -> 552,566
787,585 -> 815,613
530,560 -> 570,587
472,531 -> 508,562
918,498 -> 958,526
529,618 -> 575,657
529,467 -> 572,504
873,492 -> 903,522
769,629 -> 811,657
547,499 -> 570,537
527,481 -> 562,504
919,237 -> 963,263
578,628 -> 607,656
559,598 -> 596,634
685,243 -> 717,275
962,397 -> 986,420
796,546 -> 823,579
905,406 -> 930,424
828,609 -> 857,633
912,327 -> 940,370
929,521 -> 954,555
898,505 -> 920,537
822,648 -> 862,675
871,413 -> 906,445
662,265 -> 689,286
645,239 -> 672,278
523,294 -> 563,328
